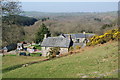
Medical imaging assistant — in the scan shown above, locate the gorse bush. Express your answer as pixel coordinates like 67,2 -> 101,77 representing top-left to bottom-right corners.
87,28 -> 120,46
113,31 -> 120,40
75,45 -> 81,49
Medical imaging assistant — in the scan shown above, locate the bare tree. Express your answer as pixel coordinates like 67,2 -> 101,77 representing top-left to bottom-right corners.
1,0 -> 24,47
1,0 -> 22,24
1,0 -> 22,16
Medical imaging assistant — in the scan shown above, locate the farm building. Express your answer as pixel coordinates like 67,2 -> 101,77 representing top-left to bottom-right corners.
3,43 -> 17,52
41,34 -> 73,56
59,33 -> 95,47
59,33 -> 95,43
41,33 -> 94,56
17,43 -> 24,51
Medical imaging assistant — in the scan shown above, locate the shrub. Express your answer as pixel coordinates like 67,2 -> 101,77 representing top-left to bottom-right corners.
113,31 -> 120,40
30,53 -> 42,56
75,45 -> 81,49
89,35 -> 100,46
33,45 -> 41,50
49,47 -> 60,58
86,42 -> 91,46
19,52 -> 27,56
87,28 -> 120,46
69,46 -> 74,51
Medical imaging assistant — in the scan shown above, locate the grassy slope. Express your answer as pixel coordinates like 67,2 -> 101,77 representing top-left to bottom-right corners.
2,56 -> 46,71
3,41 -> 118,78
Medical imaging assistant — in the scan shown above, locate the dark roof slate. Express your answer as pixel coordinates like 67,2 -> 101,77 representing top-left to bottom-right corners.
73,43 -> 84,47
41,37 -> 71,48
62,33 -> 95,39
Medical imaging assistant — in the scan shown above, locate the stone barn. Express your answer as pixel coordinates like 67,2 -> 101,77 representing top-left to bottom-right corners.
41,33 -> 94,56
59,33 -> 95,47
3,43 -> 17,52
60,33 -> 95,43
41,35 -> 72,56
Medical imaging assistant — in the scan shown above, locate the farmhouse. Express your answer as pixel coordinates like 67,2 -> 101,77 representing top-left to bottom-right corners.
17,43 -> 24,51
41,34 -> 73,56
3,43 -> 17,52
60,33 -> 95,43
59,33 -> 95,47
41,33 -> 94,56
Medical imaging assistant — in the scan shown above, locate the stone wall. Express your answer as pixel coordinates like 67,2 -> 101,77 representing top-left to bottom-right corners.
59,48 -> 68,54
41,47 -> 50,57
41,47 -> 69,57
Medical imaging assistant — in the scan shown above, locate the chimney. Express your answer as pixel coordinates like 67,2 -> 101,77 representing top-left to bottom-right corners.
83,31 -> 86,34
83,32 -> 86,38
44,34 -> 47,39
61,34 -> 65,38
68,34 -> 72,40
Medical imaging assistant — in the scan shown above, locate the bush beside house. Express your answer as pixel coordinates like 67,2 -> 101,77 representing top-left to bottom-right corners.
87,28 -> 120,46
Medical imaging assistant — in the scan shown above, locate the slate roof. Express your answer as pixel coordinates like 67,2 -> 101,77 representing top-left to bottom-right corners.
61,33 -> 95,39
41,37 -> 71,48
73,43 -> 84,47
3,43 -> 17,51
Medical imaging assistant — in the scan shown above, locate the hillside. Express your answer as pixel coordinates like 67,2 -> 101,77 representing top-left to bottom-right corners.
2,23 -> 25,47
3,41 -> 118,78
2,15 -> 38,47
23,11 -> 118,42
23,11 -> 117,19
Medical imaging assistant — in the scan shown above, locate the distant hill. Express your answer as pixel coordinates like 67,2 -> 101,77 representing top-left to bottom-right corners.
22,11 -> 117,18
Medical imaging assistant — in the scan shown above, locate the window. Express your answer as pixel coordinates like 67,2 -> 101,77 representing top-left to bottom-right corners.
45,47 -> 47,50
75,39 -> 79,43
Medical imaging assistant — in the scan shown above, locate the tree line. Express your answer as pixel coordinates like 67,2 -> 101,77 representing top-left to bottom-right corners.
2,15 -> 38,26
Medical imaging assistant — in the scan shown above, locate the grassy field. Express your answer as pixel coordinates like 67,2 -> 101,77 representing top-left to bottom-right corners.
2,56 -> 46,73
2,41 -> 118,78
